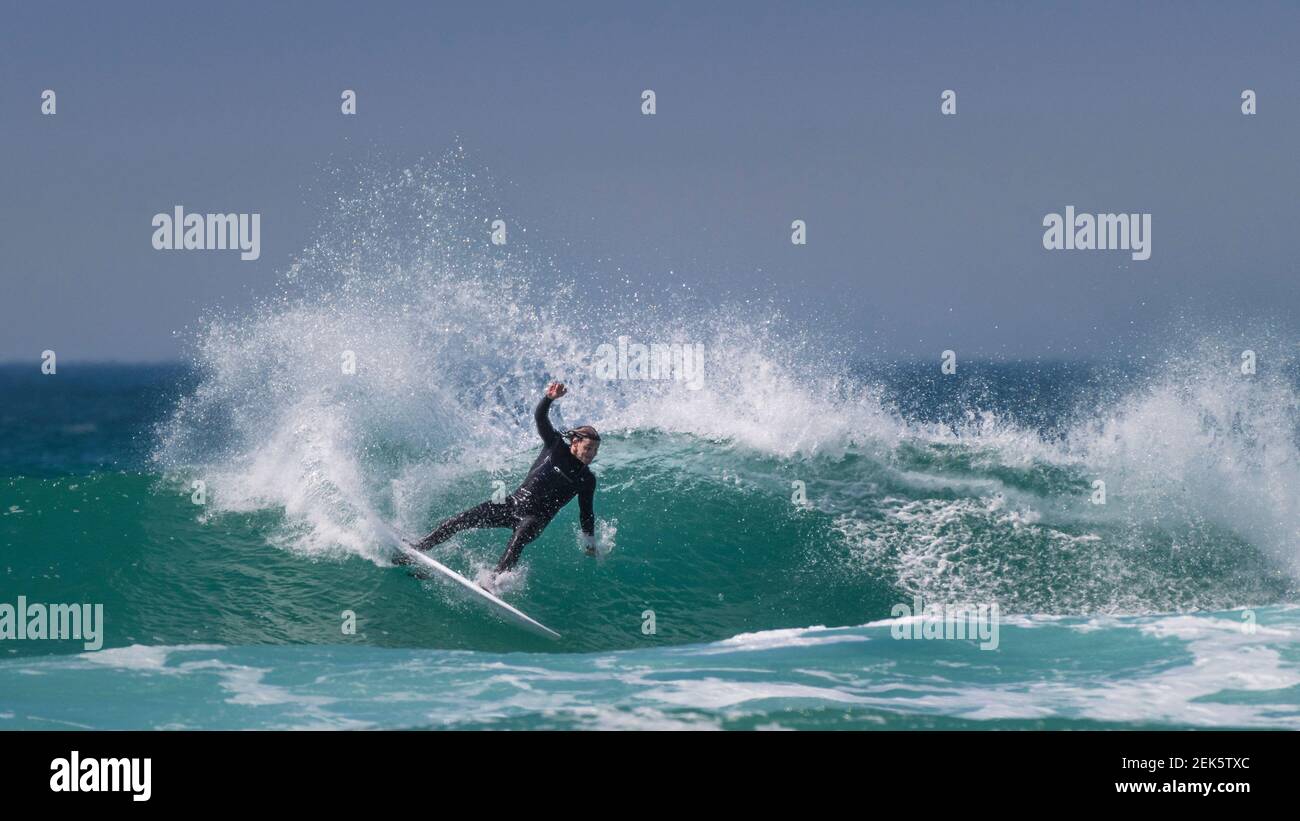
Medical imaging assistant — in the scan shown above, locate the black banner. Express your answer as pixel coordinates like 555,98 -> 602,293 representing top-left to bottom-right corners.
4,730 -> 1286,807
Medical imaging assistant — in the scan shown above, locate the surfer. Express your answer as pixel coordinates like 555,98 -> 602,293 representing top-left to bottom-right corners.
408,381 -> 599,575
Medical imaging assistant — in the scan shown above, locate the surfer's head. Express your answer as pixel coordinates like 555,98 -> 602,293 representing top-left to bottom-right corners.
566,426 -> 600,465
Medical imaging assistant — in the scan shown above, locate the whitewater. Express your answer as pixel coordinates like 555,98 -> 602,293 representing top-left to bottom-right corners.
2,154 -> 1298,729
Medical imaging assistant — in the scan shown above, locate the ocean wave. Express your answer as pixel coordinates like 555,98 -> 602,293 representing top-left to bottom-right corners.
150,154 -> 1300,628
4,607 -> 1297,729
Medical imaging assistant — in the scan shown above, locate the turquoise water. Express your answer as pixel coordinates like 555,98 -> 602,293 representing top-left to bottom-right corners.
5,610 -> 1299,730
3,356 -> 1298,730
3,162 -> 1298,729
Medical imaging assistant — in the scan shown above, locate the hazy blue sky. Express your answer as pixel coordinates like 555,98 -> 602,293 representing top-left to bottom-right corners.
2,1 -> 1297,361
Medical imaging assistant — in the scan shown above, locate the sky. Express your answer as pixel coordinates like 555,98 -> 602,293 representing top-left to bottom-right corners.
1,0 -> 1297,362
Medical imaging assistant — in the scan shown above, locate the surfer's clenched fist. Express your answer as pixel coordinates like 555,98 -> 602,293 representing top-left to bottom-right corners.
545,381 -> 567,400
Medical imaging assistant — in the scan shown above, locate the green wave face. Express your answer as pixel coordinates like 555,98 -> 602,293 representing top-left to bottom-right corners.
4,415 -> 1292,659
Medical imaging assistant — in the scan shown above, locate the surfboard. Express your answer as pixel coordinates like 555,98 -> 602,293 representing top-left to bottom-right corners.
379,523 -> 561,641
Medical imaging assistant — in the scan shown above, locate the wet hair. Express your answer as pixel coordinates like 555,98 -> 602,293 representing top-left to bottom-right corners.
564,426 -> 600,443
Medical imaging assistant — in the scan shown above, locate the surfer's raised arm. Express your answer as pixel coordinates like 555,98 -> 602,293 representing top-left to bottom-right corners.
535,381 -> 567,444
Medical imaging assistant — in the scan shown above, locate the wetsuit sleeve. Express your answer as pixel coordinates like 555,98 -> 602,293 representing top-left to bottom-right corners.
579,475 -> 596,537
535,395 -> 560,445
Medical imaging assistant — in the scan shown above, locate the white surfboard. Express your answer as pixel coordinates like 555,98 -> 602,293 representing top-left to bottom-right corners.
380,523 -> 561,641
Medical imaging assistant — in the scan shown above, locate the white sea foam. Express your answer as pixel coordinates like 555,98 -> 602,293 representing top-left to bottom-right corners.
152,154 -> 1300,619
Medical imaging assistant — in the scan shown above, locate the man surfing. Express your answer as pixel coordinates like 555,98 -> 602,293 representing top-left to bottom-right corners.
406,381 -> 600,578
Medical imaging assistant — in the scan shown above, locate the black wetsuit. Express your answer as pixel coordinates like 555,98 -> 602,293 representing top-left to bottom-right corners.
415,395 -> 596,572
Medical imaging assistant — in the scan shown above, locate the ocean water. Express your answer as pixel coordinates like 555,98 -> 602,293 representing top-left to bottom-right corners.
2,160 -> 1298,730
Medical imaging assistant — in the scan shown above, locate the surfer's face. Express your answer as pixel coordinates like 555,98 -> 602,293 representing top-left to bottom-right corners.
570,437 -> 598,465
